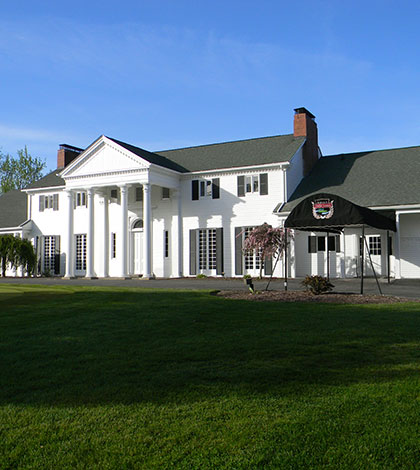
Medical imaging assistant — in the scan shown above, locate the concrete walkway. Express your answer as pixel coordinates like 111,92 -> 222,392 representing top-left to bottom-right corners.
1,276 -> 420,299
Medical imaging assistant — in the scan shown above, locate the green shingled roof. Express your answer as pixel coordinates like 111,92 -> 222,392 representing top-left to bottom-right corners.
25,169 -> 64,189
282,145 -> 420,212
0,189 -> 28,228
156,134 -> 305,172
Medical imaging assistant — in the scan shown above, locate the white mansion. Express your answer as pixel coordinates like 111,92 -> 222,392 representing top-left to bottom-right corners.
2,107 -> 420,279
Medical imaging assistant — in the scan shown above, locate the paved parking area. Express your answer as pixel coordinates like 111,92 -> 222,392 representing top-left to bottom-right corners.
1,276 -> 420,299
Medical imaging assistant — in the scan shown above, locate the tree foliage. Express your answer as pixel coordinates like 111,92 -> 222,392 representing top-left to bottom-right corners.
0,235 -> 37,277
0,146 -> 46,193
242,223 -> 293,279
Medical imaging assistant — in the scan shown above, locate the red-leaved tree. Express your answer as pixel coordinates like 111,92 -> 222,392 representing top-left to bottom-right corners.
242,223 -> 293,287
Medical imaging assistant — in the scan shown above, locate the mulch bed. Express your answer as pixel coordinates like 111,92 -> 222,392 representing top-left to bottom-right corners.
216,290 -> 418,304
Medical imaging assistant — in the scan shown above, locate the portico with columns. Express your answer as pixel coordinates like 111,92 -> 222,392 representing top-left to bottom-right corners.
61,135 -> 182,279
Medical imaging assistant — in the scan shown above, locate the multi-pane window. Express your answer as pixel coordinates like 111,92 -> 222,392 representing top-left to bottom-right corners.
243,227 -> 261,270
43,236 -> 56,273
135,187 -> 143,202
200,180 -> 212,197
75,192 -> 87,207
368,236 -> 381,255
237,174 -> 268,197
75,234 -> 87,271
111,189 -> 118,199
162,187 -> 170,200
198,229 -> 217,270
245,176 -> 259,194
39,194 -> 59,211
111,233 -> 116,259
164,230 -> 169,258
191,179 -> 220,200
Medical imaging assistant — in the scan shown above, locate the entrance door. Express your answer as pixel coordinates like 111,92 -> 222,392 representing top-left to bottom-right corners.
132,231 -> 144,275
362,235 -> 382,276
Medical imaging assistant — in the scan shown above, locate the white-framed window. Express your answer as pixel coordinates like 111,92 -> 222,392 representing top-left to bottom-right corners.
162,187 -> 170,200
368,236 -> 381,255
75,192 -> 87,208
111,189 -> 118,200
39,194 -> 59,212
192,178 -> 220,200
135,186 -> 143,202
237,174 -> 268,197
111,233 -> 116,259
164,230 -> 169,258
198,229 -> 217,270
243,227 -> 262,271
245,175 -> 259,194
43,236 -> 58,273
75,234 -> 87,271
200,180 -> 212,198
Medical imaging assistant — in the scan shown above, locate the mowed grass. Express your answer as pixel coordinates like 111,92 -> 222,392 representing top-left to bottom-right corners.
0,285 -> 419,469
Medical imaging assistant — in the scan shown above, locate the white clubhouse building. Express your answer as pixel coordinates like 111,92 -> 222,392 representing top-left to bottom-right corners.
2,107 -> 420,279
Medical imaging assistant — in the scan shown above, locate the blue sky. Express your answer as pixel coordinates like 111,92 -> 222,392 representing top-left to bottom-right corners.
1,0 -> 419,170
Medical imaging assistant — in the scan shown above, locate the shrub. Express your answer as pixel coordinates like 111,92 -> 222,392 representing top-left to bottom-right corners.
196,273 -> 207,279
302,275 -> 334,295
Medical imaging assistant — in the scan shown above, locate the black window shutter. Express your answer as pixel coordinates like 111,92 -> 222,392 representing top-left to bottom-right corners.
54,236 -> 61,275
234,227 -> 243,275
237,176 -> 245,197
216,228 -> 224,275
53,194 -> 59,211
39,195 -> 45,212
260,173 -> 268,195
264,256 -> 273,276
192,180 -> 199,200
190,230 -> 197,275
308,236 -> 317,253
212,178 -> 220,199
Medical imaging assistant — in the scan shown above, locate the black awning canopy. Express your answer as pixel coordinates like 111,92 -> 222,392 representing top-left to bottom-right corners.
284,193 -> 396,232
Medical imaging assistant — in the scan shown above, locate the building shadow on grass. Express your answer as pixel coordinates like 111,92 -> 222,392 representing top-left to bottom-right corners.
1,288 -> 420,406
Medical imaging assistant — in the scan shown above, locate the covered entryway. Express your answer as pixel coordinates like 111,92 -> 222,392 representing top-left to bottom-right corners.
284,193 -> 396,293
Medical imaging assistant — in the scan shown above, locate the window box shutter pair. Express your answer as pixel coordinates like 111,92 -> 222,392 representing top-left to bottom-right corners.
190,228 -> 223,275
191,179 -> 220,200
237,173 -> 268,196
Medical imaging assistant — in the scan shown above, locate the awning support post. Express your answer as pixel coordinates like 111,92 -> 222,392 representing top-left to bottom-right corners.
387,230 -> 391,284
361,225 -> 365,295
284,229 -> 288,291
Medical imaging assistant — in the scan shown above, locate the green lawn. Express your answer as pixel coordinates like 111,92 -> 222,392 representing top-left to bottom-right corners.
0,284 -> 419,469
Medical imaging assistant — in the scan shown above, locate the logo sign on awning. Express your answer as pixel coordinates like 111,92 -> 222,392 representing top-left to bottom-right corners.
312,198 -> 334,220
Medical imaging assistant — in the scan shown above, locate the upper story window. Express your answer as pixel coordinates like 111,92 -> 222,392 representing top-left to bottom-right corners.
75,191 -> 87,208
162,187 -> 170,200
39,194 -> 59,212
237,173 -> 268,197
192,178 -> 220,200
135,186 -> 143,202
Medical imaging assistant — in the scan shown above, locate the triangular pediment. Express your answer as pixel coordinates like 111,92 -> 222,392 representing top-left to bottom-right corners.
61,136 -> 150,178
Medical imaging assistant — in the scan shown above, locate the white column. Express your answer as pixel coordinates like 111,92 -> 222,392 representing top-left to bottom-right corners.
143,183 -> 153,278
171,189 -> 183,277
177,188 -> 183,277
395,212 -> 401,279
86,188 -> 96,278
103,194 -> 109,277
120,185 -> 128,278
64,190 -> 74,278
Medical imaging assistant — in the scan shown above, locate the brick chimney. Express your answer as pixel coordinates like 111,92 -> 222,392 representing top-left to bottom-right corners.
293,107 -> 319,176
57,144 -> 83,169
